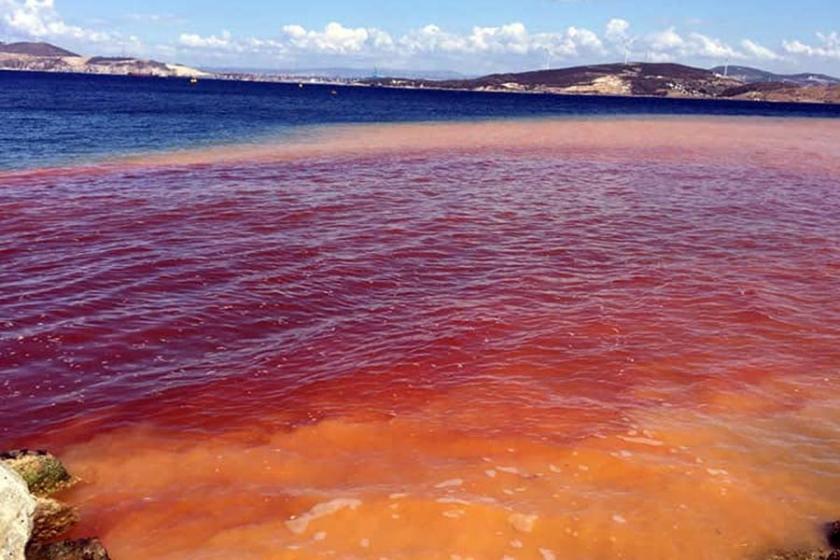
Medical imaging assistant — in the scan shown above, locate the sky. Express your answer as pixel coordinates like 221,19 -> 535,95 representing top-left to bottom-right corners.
1,0 -> 839,75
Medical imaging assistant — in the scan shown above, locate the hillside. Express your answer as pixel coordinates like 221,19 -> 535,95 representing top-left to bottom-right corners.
721,81 -> 840,103
711,65 -> 840,86
365,62 -> 840,104
0,41 -> 205,78
368,63 -> 744,98
0,41 -> 79,57
2,41 -> 838,104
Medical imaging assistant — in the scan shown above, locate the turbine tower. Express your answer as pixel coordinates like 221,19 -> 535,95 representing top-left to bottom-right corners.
623,38 -> 636,65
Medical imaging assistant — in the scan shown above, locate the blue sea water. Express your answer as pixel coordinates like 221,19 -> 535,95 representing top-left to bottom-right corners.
1,70 -> 839,170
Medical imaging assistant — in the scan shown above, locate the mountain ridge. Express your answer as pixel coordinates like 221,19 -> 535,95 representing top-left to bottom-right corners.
365,62 -> 840,104
711,65 -> 840,86
1,40 -> 838,104
427,63 -> 739,97
0,40 -> 205,78
0,41 -> 80,57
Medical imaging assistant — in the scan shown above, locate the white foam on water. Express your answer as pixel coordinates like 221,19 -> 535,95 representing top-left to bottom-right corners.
437,497 -> 471,505
435,479 -> 464,489
285,498 -> 362,535
618,436 -> 664,447
443,509 -> 466,519
509,513 -> 538,533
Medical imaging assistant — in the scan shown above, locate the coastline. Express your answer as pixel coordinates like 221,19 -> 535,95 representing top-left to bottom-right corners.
2,67 -> 840,107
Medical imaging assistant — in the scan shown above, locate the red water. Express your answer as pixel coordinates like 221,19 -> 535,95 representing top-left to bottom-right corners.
1,118 -> 840,559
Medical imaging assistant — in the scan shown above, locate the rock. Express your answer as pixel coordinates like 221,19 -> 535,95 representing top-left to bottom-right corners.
762,553 -> 819,560
826,521 -> 840,550
0,451 -> 72,497
2,452 -> 109,560
1,463 -> 36,560
761,552 -> 834,560
30,499 -> 79,544
25,539 -> 110,560
762,520 -> 840,560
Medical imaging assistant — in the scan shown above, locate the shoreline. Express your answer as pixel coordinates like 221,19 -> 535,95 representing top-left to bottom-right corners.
2,67 -> 840,107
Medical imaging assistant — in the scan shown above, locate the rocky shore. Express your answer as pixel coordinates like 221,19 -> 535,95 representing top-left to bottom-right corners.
0,451 -> 109,560
764,550 -> 840,560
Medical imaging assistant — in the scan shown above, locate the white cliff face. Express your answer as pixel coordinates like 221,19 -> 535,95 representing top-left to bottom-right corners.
0,52 -> 207,78
0,463 -> 35,560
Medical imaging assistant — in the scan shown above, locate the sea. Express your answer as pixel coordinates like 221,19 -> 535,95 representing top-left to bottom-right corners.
1,70 -> 839,560
2,70 -> 840,170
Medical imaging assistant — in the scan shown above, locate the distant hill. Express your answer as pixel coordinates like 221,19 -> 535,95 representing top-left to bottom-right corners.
0,40 -> 206,78
0,41 -> 80,57
711,65 -> 840,86
363,62 -> 840,104
1,41 -> 837,105
368,63 -> 743,98
720,81 -> 840,103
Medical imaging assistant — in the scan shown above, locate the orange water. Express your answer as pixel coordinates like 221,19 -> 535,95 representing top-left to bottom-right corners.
2,118 -> 839,559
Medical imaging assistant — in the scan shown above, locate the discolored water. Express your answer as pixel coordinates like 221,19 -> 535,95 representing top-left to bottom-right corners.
1,118 -> 839,559
3,70 -> 840,171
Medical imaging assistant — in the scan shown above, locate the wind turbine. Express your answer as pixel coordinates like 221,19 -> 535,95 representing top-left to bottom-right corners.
623,37 -> 636,65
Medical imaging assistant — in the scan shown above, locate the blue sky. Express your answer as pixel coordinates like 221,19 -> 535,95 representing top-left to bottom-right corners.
1,0 -> 839,74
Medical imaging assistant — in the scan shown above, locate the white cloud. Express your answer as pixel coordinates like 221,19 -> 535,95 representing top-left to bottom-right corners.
0,0 -> 111,42
180,30 -> 233,49
392,22 -> 604,59
177,30 -> 289,59
281,22 -> 393,54
560,26 -> 603,56
643,28 -> 743,61
400,24 -> 472,54
0,2 -> 833,73
469,23 -> 531,54
174,21 -> 801,70
647,27 -> 685,52
740,39 -> 780,61
688,32 -> 738,59
174,20 -> 607,67
605,18 -> 630,44
783,32 -> 840,60
125,13 -> 180,24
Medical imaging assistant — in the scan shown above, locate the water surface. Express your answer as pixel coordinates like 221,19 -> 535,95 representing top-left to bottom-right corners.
2,117 -> 839,559
2,70 -> 840,170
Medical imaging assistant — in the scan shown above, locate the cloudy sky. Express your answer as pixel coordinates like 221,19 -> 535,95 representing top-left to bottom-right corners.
1,0 -> 839,75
